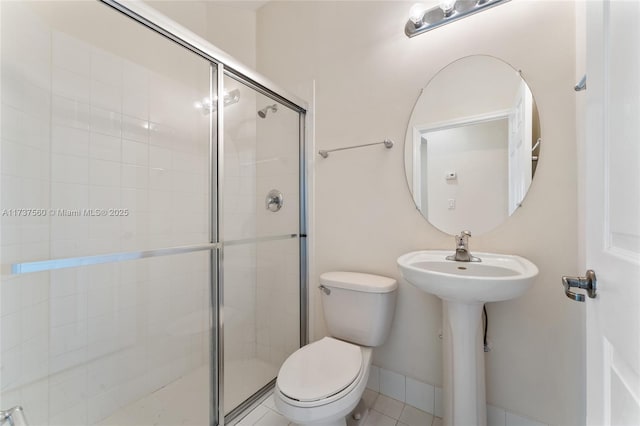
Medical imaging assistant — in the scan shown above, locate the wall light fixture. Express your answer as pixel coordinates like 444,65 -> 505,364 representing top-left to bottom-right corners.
405,0 -> 510,38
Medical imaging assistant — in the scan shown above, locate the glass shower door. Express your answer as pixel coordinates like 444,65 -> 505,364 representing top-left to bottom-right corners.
0,2 -> 216,425
221,74 -> 302,418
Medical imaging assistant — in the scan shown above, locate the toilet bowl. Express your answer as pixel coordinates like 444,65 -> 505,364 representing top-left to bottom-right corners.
274,272 -> 397,426
275,337 -> 372,426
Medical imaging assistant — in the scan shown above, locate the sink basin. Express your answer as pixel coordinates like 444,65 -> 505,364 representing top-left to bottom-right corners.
397,250 -> 539,303
397,250 -> 539,425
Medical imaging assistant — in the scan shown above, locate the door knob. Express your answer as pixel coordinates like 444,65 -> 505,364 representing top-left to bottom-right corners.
562,269 -> 597,302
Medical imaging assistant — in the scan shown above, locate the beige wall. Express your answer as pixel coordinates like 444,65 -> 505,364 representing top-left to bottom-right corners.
257,1 -> 584,425
144,0 -> 257,68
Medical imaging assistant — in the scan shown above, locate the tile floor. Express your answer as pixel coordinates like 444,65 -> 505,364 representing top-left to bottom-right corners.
237,390 -> 443,426
98,358 -> 277,425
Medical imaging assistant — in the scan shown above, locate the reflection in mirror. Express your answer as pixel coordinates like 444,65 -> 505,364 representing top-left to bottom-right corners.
404,55 -> 541,236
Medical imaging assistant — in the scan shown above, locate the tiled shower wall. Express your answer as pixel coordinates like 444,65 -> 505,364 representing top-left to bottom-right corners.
254,103 -> 301,370
1,2 -> 211,424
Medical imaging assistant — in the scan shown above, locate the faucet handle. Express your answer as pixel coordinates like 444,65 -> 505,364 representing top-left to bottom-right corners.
455,230 -> 471,246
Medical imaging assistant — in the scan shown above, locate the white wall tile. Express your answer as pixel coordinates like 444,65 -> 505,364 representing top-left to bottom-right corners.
52,125 -> 90,156
2,141 -> 46,179
1,278 -> 22,317
90,132 -> 121,161
505,412 -> 547,426
488,404 -> 507,426
23,116 -> 51,150
91,80 -> 122,112
379,368 -> 406,402
149,146 -> 171,170
149,167 -> 173,192
87,388 -> 120,424
367,364 -> 380,392
1,105 -> 22,142
123,90 -> 149,121
52,153 -> 89,184
52,95 -> 91,131
21,380 -> 50,426
49,367 -> 88,416
121,165 -> 148,189
49,401 -> 88,426
0,346 -> 22,390
121,189 -> 149,213
90,159 -> 121,187
50,294 -> 88,328
3,5 -> 229,424
91,49 -> 122,87
89,186 -> 121,209
1,312 -> 21,350
434,387 -> 443,418
51,183 -> 89,210
405,376 -> 435,414
21,334 -> 49,383
122,116 -> 149,143
91,106 -> 121,137
52,66 -> 91,103
122,139 -> 148,166
22,302 -> 48,341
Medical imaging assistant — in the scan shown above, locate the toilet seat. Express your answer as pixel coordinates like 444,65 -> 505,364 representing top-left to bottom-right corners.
278,337 -> 363,404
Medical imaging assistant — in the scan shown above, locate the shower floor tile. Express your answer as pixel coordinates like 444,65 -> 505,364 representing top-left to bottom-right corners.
97,357 -> 277,426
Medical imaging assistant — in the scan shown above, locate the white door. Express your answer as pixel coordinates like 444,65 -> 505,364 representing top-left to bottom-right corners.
584,1 -> 640,424
507,80 -> 533,215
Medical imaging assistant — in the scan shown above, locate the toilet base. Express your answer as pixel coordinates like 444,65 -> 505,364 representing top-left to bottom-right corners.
305,398 -> 368,426
308,419 -> 347,426
347,398 -> 369,426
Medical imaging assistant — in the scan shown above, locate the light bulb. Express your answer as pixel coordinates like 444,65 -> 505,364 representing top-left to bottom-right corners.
409,3 -> 427,26
439,0 -> 456,15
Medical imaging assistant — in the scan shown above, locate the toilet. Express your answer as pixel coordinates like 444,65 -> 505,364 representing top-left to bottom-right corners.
274,271 -> 398,426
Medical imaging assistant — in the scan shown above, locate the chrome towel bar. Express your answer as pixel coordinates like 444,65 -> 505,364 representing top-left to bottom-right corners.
318,139 -> 393,158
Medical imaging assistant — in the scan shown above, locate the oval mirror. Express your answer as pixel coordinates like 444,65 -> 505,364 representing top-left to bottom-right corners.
404,55 -> 541,236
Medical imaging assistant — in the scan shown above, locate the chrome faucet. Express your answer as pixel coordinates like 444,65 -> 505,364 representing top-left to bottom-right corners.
446,230 -> 481,262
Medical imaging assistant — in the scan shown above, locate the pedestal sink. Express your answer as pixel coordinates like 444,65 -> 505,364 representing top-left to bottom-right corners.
397,250 -> 538,426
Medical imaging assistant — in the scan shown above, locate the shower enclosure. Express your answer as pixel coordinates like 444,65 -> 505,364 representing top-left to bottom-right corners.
0,1 -> 307,425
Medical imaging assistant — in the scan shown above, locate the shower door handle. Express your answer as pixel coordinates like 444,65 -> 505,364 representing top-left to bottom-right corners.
1,406 -> 28,426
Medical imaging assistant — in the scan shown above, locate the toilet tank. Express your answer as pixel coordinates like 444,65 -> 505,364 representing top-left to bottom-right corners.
320,271 -> 397,347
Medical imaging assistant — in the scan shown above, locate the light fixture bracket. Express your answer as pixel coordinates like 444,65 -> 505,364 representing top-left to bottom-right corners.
405,0 -> 510,38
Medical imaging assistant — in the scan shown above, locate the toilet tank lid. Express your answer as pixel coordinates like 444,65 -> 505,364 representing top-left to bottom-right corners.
320,272 -> 397,293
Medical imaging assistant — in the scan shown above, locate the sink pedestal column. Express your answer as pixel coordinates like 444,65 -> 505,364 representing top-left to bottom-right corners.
442,301 -> 486,426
